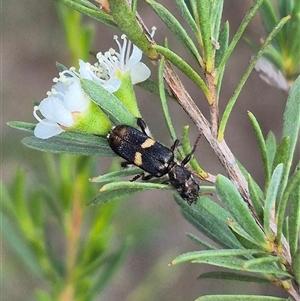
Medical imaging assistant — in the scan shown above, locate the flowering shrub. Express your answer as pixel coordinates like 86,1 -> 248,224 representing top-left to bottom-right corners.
4,1 -> 300,301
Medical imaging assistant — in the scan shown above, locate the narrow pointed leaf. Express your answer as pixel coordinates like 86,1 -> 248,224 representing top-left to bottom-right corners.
158,58 -> 177,141
218,15 -> 290,141
57,0 -> 117,29
8,121 -> 35,132
247,174 -> 264,221
87,188 -> 142,206
210,0 -> 224,39
175,195 -> 244,249
278,167 -> 300,248
228,219 -> 263,248
248,111 -> 270,185
147,0 -> 202,63
264,163 -> 283,240
197,271 -> 271,284
22,132 -> 113,156
215,175 -> 268,248
191,256 -> 290,276
292,249 -> 300,285
216,21 -> 229,97
242,255 -> 284,269
280,75 -> 300,200
1,213 -> 43,278
186,233 -> 216,250
217,0 -> 264,75
88,181 -> 172,206
81,79 -> 136,127
153,45 -> 210,100
100,181 -> 170,192
196,0 -> 213,71
265,131 -> 277,171
272,136 -> 290,174
172,250 -> 290,277
174,0 -> 200,38
171,249 -> 263,265
88,241 -> 129,298
288,164 -> 300,256
259,0 -> 283,48
90,167 -> 142,183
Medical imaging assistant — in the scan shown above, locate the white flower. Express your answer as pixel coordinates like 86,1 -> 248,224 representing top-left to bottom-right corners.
33,70 -> 91,139
89,32 -> 154,86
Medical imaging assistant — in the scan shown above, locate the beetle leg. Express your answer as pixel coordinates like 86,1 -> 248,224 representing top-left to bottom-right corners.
121,161 -> 133,168
130,172 -> 154,182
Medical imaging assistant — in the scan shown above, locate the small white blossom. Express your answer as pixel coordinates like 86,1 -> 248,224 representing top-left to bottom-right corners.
33,69 -> 91,139
89,33 -> 153,86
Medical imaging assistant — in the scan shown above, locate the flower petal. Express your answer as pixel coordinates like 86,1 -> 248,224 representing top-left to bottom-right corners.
39,96 -> 74,127
34,120 -> 64,139
130,62 -> 151,84
103,78 -> 122,93
125,45 -> 142,70
63,80 -> 90,112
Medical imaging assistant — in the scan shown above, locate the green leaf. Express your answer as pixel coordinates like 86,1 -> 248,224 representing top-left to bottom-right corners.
242,255 -> 284,269
85,240 -> 129,299
81,79 -> 136,127
175,195 -> 244,249
292,249 -> 300,285
210,0 -> 224,40
247,174 -> 264,221
195,295 -> 288,301
215,175 -> 269,249
227,219 -> 264,248
22,132 -> 113,156
192,256 -> 290,277
288,163 -> 300,256
172,250 -> 290,277
174,0 -> 200,39
248,111 -> 270,186
171,249 -> 263,265
264,163 -> 283,240
197,271 -> 271,284
8,121 -> 35,132
216,21 -> 229,98
217,0 -> 264,77
272,136 -> 290,174
90,167 -> 142,183
196,0 -> 213,71
109,0 -> 158,59
147,0 -> 202,64
152,45 -> 210,100
218,15 -> 291,140
137,78 -> 175,101
99,181 -> 170,193
158,58 -> 177,141
265,131 -> 277,171
280,75 -> 300,198
1,212 -> 43,278
186,233 -> 216,250
278,166 -> 300,248
57,0 -> 117,29
259,0 -> 283,49
87,181 -> 171,206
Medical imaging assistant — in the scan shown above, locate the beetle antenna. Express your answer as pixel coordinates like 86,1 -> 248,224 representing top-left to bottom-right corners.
181,131 -> 202,166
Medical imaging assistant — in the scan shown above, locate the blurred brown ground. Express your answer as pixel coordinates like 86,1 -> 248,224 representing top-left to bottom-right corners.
2,0 -> 290,300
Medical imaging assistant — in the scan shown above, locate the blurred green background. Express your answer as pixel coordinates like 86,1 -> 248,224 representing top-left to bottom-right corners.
2,0 -> 290,300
